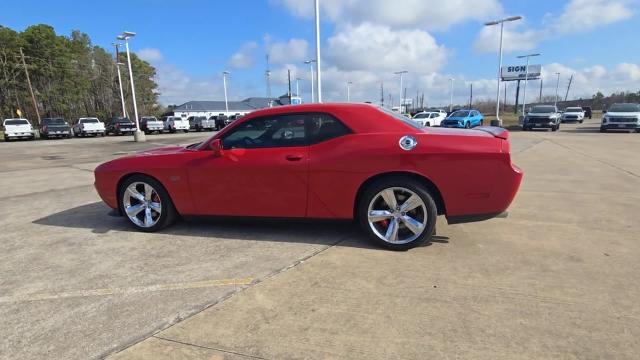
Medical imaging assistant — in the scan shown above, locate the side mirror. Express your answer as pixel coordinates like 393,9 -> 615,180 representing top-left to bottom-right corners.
209,138 -> 223,156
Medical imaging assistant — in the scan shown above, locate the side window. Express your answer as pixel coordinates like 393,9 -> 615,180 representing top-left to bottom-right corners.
307,113 -> 351,144
430,113 -> 438,118
222,114 -> 306,150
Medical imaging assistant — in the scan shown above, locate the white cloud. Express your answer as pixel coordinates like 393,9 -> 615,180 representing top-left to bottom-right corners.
273,0 -> 502,30
474,0 -> 635,54
267,38 -> 309,64
229,42 -> 258,69
137,48 -> 163,62
326,23 -> 447,74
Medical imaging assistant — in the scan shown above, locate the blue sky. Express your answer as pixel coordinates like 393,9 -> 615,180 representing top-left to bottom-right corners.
2,0 -> 638,106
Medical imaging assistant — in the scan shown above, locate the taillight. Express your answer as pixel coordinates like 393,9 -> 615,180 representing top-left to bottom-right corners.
42,125 -> 48,132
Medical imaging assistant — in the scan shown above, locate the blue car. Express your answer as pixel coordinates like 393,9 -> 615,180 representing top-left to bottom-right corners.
440,110 -> 484,128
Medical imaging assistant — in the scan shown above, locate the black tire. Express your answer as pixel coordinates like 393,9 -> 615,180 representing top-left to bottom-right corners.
183,130 -> 189,133
118,174 -> 177,232
464,122 -> 471,129
169,127 -> 176,134
579,119 -> 583,124
600,127 -> 606,133
358,176 -> 437,251
4,136 -> 11,142
522,125 -> 528,131
635,128 -> 640,133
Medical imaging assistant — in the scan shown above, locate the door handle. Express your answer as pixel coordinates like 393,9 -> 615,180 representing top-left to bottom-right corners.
285,154 -> 303,161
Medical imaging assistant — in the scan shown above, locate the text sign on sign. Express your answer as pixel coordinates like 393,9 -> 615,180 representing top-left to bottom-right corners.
501,64 -> 542,81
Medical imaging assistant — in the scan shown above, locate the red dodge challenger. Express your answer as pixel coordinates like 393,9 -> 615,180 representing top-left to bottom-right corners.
94,103 -> 522,250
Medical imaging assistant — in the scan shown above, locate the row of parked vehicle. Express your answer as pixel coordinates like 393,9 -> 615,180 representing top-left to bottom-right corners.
409,108 -> 485,128
2,113 -> 245,141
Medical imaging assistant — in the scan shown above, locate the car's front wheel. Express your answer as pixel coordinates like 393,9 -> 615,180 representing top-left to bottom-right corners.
358,177 -> 437,250
464,122 -> 471,129
118,175 -> 177,232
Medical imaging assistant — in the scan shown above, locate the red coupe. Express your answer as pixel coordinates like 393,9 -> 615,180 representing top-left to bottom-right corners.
94,103 -> 522,250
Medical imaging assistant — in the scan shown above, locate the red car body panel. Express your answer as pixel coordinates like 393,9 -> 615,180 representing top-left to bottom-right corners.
94,103 -> 523,223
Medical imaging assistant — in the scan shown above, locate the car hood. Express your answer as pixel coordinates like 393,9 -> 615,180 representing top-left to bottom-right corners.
444,117 -> 468,121
605,111 -> 640,117
527,113 -> 555,116
133,145 -> 188,156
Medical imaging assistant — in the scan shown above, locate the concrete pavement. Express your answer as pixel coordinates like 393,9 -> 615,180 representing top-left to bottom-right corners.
111,119 -> 640,359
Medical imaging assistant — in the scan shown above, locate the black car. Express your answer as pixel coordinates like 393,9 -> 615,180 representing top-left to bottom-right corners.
582,106 -> 592,119
106,117 -> 137,135
40,117 -> 71,139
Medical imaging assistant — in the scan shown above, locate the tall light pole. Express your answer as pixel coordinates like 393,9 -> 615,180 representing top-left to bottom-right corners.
347,81 -> 352,102
554,72 -> 561,109
111,43 -> 127,118
222,71 -> 230,114
394,70 -> 408,112
117,31 -> 144,142
314,0 -> 322,102
449,78 -> 455,112
517,53 -> 540,116
304,59 -> 316,103
485,16 -> 522,126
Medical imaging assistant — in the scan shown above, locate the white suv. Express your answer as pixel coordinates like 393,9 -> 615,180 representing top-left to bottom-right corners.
412,110 -> 447,127
3,118 -> 35,141
561,107 -> 585,123
601,103 -> 640,133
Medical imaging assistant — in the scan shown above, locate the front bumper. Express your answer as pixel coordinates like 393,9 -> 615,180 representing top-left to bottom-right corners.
601,123 -> 640,130
440,122 -> 464,128
525,119 -> 555,128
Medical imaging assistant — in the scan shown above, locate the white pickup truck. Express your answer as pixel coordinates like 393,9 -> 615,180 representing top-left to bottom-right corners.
73,117 -> 106,137
3,118 -> 35,141
162,116 -> 190,133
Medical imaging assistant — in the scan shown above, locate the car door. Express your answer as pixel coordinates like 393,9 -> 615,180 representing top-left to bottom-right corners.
187,113 -> 310,217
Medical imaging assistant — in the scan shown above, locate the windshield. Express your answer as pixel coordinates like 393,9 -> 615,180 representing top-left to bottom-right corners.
608,103 -> 640,112
413,113 -> 430,119
378,107 -> 421,130
116,118 -> 132,123
142,117 -> 158,121
81,118 -> 99,123
531,106 -> 556,113
4,119 -> 29,125
450,110 -> 470,117
565,108 -> 583,112
43,118 -> 66,125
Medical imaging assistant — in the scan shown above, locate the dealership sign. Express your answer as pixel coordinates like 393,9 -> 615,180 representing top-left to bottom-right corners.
501,64 -> 542,81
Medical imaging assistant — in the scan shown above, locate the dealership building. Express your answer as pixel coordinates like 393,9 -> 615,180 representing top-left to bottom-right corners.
167,94 -> 302,119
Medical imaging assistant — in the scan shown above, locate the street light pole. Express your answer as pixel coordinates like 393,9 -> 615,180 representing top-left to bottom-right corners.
118,31 -> 144,142
449,78 -> 454,112
554,72 -> 561,109
112,43 -> 127,118
304,60 -> 316,103
394,70 -> 408,112
517,53 -> 540,116
347,81 -> 352,102
485,16 -> 522,126
222,71 -> 230,114
314,0 -> 322,102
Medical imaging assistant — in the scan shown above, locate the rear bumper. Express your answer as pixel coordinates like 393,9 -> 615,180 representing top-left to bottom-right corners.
5,132 -> 34,138
601,123 -> 640,130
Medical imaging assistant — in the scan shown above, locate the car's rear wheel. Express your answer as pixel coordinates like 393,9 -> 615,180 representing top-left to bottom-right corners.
118,175 -> 177,232
359,178 -> 437,251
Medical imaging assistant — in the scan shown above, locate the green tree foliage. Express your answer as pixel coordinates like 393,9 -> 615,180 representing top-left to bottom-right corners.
0,24 -> 160,124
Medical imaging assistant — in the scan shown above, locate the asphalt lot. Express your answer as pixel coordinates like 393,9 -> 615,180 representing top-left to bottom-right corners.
1,118 -> 639,359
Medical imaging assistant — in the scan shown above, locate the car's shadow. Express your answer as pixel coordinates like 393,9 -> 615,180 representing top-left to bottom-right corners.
32,202 -> 449,250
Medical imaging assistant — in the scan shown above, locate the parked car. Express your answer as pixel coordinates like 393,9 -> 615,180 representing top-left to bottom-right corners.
600,103 -> 640,133
440,110 -> 484,128
106,117 -> 136,135
411,110 -> 446,127
522,105 -> 562,131
3,118 -> 35,141
187,116 -> 216,132
582,106 -> 592,119
162,116 -> 189,133
225,114 -> 243,126
40,117 -> 71,139
561,107 -> 585,123
94,103 -> 523,250
212,114 -> 228,130
73,117 -> 106,137
139,116 -> 164,134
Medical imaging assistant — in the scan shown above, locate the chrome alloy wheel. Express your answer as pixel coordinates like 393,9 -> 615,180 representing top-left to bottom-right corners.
122,182 -> 162,228
367,187 -> 428,244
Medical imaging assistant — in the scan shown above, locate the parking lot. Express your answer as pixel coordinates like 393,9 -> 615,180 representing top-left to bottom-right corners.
1,118 -> 639,359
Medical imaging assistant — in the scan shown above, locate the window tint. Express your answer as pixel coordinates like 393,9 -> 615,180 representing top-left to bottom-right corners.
430,113 -> 438,118
307,113 -> 351,144
222,114 -> 306,150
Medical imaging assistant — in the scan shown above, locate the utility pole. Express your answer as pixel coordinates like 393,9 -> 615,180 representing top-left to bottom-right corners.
504,81 -> 508,112
554,72 -> 561,108
469,83 -> 473,109
346,81 -> 352,102
394,71 -> 408,112
19,48 -> 40,125
380,82 -> 384,107
314,0 -> 322,102
538,77 -> 543,103
265,54 -> 272,98
403,87 -> 407,113
517,52 -> 540,116
287,69 -> 292,104
564,74 -> 573,102
448,78 -> 454,112
112,43 -> 127,118
514,79 -> 521,114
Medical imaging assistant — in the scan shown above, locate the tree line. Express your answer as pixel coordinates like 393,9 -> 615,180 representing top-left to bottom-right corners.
0,24 -> 161,125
